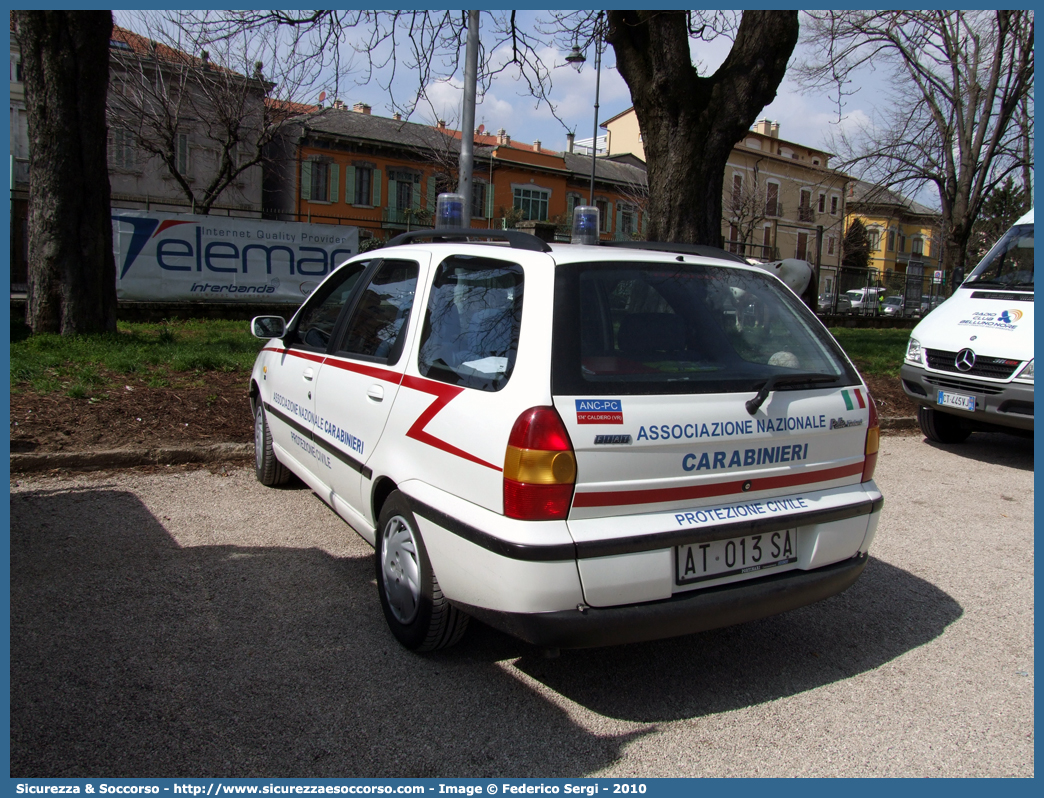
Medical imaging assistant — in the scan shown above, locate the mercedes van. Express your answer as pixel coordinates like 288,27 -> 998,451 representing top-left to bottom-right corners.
901,209 -> 1033,442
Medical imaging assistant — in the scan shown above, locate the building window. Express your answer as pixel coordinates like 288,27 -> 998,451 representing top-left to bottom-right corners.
513,186 -> 550,222
887,230 -> 896,251
830,195 -> 839,215
729,224 -> 740,254
108,128 -> 136,169
595,198 -> 611,231
620,204 -> 636,238
765,182 -> 780,217
818,193 -> 826,213
355,166 -> 373,206
798,189 -> 813,222
827,235 -> 836,256
868,230 -> 881,251
763,225 -> 772,251
899,233 -> 907,253
732,174 -> 743,206
311,161 -> 330,202
911,237 -> 923,256
472,181 -> 487,219
176,133 -> 190,175
796,231 -> 810,260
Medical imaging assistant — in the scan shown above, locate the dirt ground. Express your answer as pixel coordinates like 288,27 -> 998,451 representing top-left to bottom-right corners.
9,373 -> 918,454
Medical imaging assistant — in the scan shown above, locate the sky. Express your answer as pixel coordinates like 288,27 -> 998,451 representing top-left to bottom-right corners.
113,9 -> 892,196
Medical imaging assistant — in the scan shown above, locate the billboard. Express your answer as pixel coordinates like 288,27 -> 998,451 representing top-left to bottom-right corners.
112,211 -> 359,303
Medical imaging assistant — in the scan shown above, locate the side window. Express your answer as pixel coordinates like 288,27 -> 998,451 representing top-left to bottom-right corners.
418,256 -> 524,392
337,259 -> 420,364
292,261 -> 369,351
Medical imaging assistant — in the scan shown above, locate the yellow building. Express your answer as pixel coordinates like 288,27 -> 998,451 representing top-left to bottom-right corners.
843,181 -> 942,291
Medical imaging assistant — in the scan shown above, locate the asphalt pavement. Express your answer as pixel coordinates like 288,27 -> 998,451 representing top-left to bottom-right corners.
9,431 -> 1034,777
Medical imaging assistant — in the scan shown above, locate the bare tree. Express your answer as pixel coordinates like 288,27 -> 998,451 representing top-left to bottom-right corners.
14,11 -> 117,335
797,10 -> 1034,277
108,14 -> 330,215
723,161 -> 768,256
180,10 -> 799,246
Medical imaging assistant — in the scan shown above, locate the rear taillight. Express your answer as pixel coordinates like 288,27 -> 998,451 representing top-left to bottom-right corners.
503,406 -> 577,520
862,392 -> 880,482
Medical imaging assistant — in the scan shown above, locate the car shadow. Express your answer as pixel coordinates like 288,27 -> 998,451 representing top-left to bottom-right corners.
486,555 -> 963,723
10,486 -> 645,778
919,430 -> 1034,471
11,485 -> 961,776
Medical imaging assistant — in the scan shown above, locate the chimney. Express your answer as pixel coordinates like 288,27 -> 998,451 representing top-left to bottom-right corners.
332,99 -> 345,110
533,140 -> 541,152
497,128 -> 510,145
393,112 -> 401,121
200,50 -> 209,70
437,119 -> 447,130
753,118 -> 771,136
770,122 -> 780,138
567,132 -> 575,153
352,102 -> 371,115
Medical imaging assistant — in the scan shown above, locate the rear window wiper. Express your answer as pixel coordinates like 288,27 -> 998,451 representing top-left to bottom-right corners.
746,373 -> 841,415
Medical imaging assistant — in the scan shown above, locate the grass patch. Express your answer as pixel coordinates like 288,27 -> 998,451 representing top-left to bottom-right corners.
10,318 -> 264,396
828,327 -> 911,377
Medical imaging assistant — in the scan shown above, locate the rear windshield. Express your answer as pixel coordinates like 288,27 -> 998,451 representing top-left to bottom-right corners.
552,260 -> 858,396
965,223 -> 1033,289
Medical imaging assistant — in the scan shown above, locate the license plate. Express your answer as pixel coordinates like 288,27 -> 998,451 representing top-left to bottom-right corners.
937,390 -> 976,412
676,530 -> 798,586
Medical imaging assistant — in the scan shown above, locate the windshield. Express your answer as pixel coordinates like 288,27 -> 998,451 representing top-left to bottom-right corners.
965,223 -> 1033,289
552,260 -> 858,396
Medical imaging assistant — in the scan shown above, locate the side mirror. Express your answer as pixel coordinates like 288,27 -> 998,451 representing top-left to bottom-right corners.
251,316 -> 287,339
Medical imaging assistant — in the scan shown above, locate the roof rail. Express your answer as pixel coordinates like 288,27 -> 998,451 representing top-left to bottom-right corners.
384,228 -> 552,253
601,240 -> 748,264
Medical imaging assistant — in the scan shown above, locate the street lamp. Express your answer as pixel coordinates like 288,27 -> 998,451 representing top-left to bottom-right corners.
565,12 -> 602,206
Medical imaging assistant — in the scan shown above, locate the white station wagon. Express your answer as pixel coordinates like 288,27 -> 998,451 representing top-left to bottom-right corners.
250,230 -> 883,651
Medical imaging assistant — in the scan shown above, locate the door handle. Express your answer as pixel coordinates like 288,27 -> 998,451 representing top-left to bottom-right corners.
367,385 -> 384,402
303,368 -> 314,381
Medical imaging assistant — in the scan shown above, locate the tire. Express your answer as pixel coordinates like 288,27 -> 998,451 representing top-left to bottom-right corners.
375,491 -> 469,652
254,402 -> 291,486
918,406 -> 972,444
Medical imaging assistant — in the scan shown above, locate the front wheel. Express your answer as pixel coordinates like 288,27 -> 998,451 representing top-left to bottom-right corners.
254,402 -> 291,485
918,406 -> 972,444
375,491 -> 469,652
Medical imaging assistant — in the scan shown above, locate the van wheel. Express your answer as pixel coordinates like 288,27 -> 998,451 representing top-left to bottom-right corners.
254,403 -> 291,485
376,491 -> 469,652
918,406 -> 971,444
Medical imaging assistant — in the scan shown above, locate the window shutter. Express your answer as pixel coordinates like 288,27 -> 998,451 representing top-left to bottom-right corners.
300,161 -> 312,200
345,165 -> 356,205
486,185 -> 495,219
427,176 -> 437,211
412,178 -> 422,211
640,211 -> 647,238
615,202 -> 623,234
387,180 -> 397,210
372,169 -> 381,206
328,164 -> 339,203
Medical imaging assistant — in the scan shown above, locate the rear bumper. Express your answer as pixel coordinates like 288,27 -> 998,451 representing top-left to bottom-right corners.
458,554 -> 868,649
901,364 -> 1034,431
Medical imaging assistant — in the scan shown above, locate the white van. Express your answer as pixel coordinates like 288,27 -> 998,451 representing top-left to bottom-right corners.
845,286 -> 886,314
901,209 -> 1033,442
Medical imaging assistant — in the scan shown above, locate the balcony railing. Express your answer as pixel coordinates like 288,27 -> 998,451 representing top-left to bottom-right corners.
797,206 -> 815,223
765,200 -> 783,218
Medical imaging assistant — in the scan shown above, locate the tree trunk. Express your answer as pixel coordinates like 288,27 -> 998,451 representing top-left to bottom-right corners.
607,11 -> 799,245
15,11 -> 117,335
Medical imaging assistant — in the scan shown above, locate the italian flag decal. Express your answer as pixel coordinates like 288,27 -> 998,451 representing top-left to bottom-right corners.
841,388 -> 866,410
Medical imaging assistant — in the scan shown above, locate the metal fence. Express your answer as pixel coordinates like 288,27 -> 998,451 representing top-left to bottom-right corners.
818,265 -> 950,317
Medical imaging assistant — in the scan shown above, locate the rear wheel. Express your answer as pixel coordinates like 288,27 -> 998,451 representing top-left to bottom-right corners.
375,491 -> 469,652
254,403 -> 291,485
918,406 -> 972,444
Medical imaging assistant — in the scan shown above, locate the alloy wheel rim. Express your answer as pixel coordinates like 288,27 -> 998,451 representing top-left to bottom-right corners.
381,515 -> 421,624
254,409 -> 264,470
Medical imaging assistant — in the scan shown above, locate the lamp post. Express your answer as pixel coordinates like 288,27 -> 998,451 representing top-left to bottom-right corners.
565,11 -> 602,206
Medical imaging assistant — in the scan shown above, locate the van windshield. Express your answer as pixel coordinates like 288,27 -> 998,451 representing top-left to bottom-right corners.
965,223 -> 1034,289
551,260 -> 858,396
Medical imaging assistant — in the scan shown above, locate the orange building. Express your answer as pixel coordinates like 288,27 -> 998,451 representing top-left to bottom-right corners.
263,103 -> 649,244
